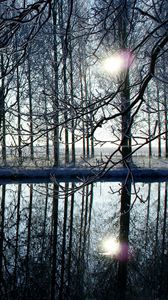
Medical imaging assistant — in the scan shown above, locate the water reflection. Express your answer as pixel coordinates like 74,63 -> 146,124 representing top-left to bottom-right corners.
117,182 -> 131,300
0,181 -> 167,300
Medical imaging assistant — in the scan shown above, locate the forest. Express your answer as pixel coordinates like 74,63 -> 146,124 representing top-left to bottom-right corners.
0,1 -> 168,300
0,0 -> 167,170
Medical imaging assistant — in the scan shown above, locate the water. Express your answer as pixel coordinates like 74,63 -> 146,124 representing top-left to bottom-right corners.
0,180 -> 167,300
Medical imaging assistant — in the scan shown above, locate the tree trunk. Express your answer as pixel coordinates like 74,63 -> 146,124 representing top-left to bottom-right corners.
164,86 -> 168,157
88,68 -> 94,158
163,55 -> 168,157
0,54 -> 6,165
156,83 -> 161,157
42,65 -> 50,161
69,40 -> 76,165
120,72 -> 132,166
27,53 -> 34,160
118,7 -> 132,166
147,86 -> 152,157
78,51 -> 86,159
83,73 -> 90,158
52,0 -> 60,167
59,0 -> 69,165
16,65 -> 22,164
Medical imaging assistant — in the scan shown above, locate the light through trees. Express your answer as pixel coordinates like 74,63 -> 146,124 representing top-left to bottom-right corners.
0,0 -> 167,170
102,50 -> 134,76
99,237 -> 120,257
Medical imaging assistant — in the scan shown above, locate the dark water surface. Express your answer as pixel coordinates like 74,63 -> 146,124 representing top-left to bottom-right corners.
0,180 -> 167,300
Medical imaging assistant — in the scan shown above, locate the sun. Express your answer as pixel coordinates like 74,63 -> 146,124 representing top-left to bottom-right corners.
102,50 -> 134,76
102,54 -> 124,75
100,237 -> 120,256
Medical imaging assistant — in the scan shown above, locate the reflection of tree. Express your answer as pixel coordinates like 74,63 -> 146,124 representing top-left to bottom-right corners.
40,184 -> 49,262
67,182 -> 75,295
145,183 -> 151,249
128,181 -> 168,299
0,181 -> 167,299
90,180 -> 168,300
75,184 -> 93,299
0,186 -> 6,296
0,182 -> 94,299
117,181 -> 131,300
159,182 -> 168,297
59,183 -> 69,299
14,184 -> 21,292
50,183 -> 59,300
0,183 -> 52,299
25,184 -> 33,298
90,182 -> 131,300
155,182 -> 161,250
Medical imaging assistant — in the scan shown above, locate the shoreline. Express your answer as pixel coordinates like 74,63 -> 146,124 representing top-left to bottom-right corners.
0,166 -> 168,184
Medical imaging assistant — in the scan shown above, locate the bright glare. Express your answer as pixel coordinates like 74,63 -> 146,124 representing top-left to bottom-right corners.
102,50 -> 134,76
103,54 -> 124,75
100,237 -> 120,256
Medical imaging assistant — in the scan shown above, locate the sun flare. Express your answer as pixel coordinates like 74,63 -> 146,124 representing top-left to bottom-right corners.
100,237 -> 120,256
103,54 -> 124,75
102,50 -> 134,76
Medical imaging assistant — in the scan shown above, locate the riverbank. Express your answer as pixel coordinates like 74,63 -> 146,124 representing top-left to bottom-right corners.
0,165 -> 168,184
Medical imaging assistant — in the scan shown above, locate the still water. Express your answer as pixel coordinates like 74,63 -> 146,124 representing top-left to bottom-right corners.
0,180 -> 167,300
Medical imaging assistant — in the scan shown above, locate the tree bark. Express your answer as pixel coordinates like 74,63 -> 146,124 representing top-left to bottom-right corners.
27,52 -> 34,160
118,6 -> 132,166
52,0 -> 60,167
